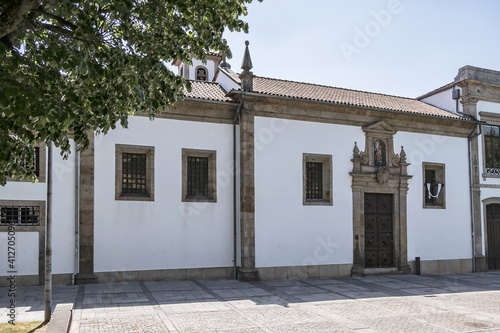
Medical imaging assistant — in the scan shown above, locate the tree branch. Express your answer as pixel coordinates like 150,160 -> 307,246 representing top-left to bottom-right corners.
32,7 -> 77,31
37,22 -> 74,37
0,0 -> 39,40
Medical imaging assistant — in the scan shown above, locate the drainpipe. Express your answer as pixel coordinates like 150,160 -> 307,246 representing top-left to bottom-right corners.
233,92 -> 245,279
44,141 -> 53,322
72,147 -> 80,285
468,123 -> 481,273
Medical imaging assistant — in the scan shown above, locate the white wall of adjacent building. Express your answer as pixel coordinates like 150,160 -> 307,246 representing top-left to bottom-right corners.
93,116 -> 236,273
420,88 -> 463,114
0,142 -> 76,277
476,101 -> 500,256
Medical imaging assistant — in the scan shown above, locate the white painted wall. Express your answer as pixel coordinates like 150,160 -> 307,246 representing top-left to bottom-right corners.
420,88 -> 462,114
254,117 -> 362,268
0,143 -> 76,276
51,143 -> 77,274
0,232 -> 39,275
478,101 -> 500,114
189,58 -> 217,81
217,70 -> 240,92
400,132 -> 472,261
94,117 -> 235,272
254,117 -> 472,268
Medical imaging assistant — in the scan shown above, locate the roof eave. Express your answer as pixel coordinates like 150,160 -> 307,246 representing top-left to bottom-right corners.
229,90 -> 475,123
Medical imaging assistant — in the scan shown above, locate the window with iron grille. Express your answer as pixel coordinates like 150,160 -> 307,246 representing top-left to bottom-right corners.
19,147 -> 40,177
484,125 -> 500,175
7,145 -> 45,182
122,153 -> 147,194
423,162 -> 445,208
306,162 -> 323,200
115,144 -> 155,201
0,206 -> 40,226
303,154 -> 333,205
187,156 -> 209,198
182,149 -> 216,202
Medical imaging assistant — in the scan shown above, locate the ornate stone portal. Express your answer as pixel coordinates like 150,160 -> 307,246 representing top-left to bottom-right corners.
350,121 -> 412,276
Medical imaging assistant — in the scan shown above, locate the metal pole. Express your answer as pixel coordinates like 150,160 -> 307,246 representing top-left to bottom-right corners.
44,141 -> 52,322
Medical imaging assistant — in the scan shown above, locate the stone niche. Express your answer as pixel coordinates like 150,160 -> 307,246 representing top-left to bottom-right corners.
350,121 -> 412,276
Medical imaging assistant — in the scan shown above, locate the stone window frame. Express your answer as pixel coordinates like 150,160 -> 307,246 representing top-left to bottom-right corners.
182,148 -> 217,203
195,65 -> 208,81
6,144 -> 46,183
115,144 -> 155,201
303,153 -> 333,206
422,162 -> 446,209
480,112 -> 500,179
0,200 -> 46,285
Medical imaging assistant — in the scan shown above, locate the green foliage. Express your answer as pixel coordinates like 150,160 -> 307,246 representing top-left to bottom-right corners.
0,0 -> 259,184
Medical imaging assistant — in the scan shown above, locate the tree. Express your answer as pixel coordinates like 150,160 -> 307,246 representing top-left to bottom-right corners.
0,0 -> 259,184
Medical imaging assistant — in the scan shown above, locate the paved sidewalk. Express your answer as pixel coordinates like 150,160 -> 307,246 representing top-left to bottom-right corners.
2,272 -> 500,332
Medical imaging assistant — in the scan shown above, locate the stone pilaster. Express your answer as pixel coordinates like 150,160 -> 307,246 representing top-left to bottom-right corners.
75,132 -> 97,284
461,98 -> 487,271
238,109 -> 259,281
471,133 -> 487,271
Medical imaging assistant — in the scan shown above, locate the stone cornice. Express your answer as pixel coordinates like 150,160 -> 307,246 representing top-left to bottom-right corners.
239,94 -> 475,138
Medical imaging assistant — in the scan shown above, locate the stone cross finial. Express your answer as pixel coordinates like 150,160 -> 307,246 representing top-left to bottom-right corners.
239,40 -> 254,91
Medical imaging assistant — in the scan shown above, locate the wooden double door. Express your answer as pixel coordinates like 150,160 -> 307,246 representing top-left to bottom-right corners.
487,204 -> 500,270
365,193 -> 394,268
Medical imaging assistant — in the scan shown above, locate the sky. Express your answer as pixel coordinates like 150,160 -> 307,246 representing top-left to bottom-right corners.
222,0 -> 500,98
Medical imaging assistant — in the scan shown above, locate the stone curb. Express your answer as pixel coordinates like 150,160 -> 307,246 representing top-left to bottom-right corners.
46,303 -> 73,333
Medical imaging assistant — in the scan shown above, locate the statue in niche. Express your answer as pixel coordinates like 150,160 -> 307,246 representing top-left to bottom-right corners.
374,140 -> 386,166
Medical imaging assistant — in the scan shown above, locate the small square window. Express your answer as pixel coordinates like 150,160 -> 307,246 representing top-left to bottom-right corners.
115,144 -> 154,201
182,149 -> 216,202
423,162 -> 445,209
303,153 -> 333,206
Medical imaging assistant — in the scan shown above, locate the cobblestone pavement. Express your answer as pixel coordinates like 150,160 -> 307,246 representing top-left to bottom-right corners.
3,272 -> 500,332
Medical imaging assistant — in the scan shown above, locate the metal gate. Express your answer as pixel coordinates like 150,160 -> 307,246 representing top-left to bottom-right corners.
365,193 -> 394,268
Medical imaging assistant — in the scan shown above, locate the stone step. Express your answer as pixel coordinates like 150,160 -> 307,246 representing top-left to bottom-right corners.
362,267 -> 403,276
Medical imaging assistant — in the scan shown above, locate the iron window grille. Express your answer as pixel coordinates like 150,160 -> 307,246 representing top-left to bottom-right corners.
485,125 -> 500,175
122,152 -> 147,195
306,162 -> 323,200
0,206 -> 40,226
303,153 -> 333,206
11,146 -> 40,177
21,146 -> 40,177
182,149 -> 216,202
187,156 -> 209,199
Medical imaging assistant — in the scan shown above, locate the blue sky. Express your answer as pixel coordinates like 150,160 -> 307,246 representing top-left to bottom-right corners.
223,0 -> 500,98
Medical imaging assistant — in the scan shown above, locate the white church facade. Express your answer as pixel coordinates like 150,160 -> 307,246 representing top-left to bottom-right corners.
1,42 -> 500,285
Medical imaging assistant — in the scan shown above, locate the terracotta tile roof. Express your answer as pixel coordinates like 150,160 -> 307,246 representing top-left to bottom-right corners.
251,76 -> 467,120
183,80 -> 234,103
